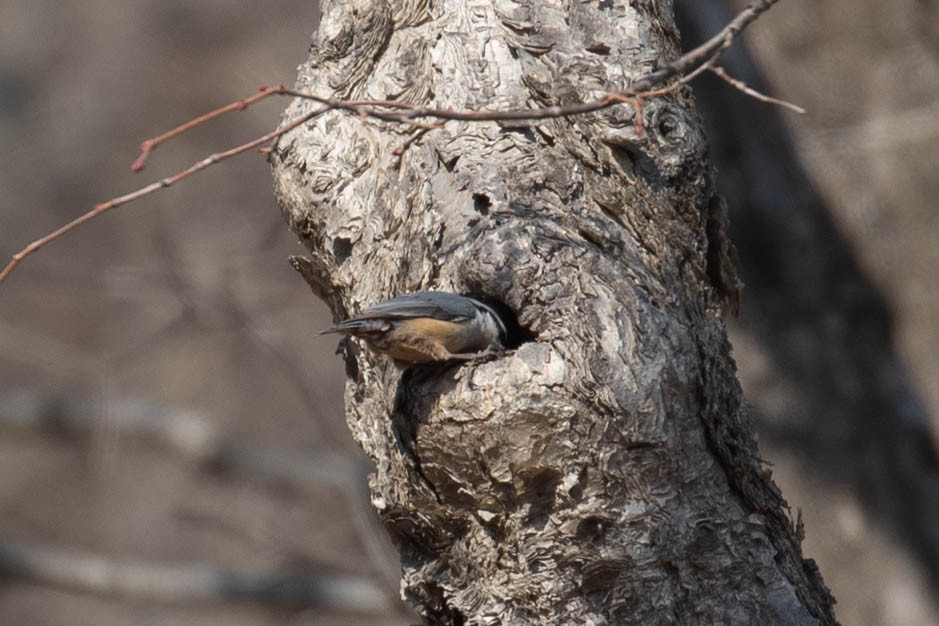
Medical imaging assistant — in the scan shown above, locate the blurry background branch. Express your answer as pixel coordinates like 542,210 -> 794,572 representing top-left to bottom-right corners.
0,540 -> 389,612
0,389 -> 404,611
0,390 -> 364,490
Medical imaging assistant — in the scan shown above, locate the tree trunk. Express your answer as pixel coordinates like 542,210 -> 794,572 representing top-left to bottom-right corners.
270,0 -> 835,623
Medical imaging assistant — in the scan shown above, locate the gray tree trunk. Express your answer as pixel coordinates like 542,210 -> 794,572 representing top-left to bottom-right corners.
270,0 -> 836,623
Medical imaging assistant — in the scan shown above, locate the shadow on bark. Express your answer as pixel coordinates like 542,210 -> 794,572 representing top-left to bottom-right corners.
676,0 -> 939,590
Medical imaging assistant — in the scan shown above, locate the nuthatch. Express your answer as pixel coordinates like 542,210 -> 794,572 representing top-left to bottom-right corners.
322,291 -> 507,366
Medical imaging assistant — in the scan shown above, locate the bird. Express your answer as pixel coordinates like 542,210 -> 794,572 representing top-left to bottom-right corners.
321,291 -> 507,366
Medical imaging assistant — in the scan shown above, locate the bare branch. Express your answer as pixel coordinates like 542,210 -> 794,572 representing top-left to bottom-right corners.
0,105 -> 327,287
0,0 -> 783,289
278,1 -> 783,124
709,66 -> 806,114
131,85 -> 289,171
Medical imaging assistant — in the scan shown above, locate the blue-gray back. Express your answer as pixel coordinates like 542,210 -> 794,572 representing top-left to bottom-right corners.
355,291 -> 480,322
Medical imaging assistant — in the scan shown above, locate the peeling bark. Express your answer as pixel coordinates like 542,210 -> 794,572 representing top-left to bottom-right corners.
270,0 -> 835,623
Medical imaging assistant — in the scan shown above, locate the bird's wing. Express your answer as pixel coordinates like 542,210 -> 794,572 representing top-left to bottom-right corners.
353,291 -> 477,321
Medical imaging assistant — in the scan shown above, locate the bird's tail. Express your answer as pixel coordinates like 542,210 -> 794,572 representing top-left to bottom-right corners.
319,319 -> 386,336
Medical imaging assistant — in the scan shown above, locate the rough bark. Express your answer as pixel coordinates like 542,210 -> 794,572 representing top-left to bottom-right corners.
270,0 -> 835,623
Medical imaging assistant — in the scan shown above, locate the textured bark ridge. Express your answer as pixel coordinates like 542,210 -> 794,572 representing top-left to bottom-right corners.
271,0 -> 834,623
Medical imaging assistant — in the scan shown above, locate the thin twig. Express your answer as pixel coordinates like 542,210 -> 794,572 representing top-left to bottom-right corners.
393,127 -> 437,168
0,0 -> 781,289
131,85 -> 289,171
279,0 -> 780,125
709,66 -> 806,114
0,106 -> 328,286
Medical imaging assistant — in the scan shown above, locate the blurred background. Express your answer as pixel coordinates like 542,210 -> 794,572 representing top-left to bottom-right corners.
0,1 -> 936,624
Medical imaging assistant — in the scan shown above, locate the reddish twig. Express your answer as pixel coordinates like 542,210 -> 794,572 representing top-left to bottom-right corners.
0,0 -> 781,289
275,1 -> 781,125
392,127 -> 439,167
131,85 -> 288,172
0,106 -> 327,286
709,66 -> 806,114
